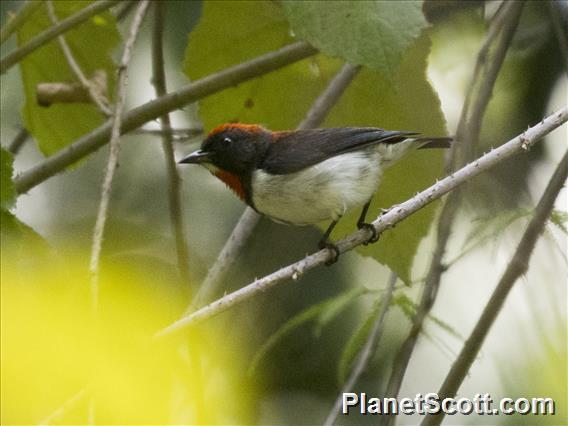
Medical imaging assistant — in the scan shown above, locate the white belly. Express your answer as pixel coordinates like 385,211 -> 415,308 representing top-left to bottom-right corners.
251,151 -> 383,225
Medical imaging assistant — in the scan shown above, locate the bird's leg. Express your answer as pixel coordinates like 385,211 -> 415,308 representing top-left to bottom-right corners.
357,200 -> 380,245
319,218 -> 340,265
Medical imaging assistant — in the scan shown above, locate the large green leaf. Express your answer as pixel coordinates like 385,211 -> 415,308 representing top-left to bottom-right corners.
283,0 -> 427,79
184,0 -> 343,130
17,1 -> 119,155
323,34 -> 448,283
1,148 -> 15,210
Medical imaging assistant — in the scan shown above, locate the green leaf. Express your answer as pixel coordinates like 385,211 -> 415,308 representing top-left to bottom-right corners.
337,297 -> 382,385
17,1 -> 119,156
248,288 -> 364,376
184,0 -> 344,131
323,34 -> 448,283
1,148 -> 15,210
283,0 -> 427,78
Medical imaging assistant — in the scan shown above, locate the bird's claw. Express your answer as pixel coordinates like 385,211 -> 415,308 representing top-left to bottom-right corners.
358,223 -> 380,245
319,241 -> 340,265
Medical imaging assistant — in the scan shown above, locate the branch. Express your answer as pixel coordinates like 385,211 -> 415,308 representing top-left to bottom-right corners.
0,0 -> 120,75
88,0 -> 150,311
187,63 -> 361,311
7,128 -> 29,155
154,106 -> 567,338
421,148 -> 568,426
380,2 -> 524,415
46,0 -> 112,116
151,1 -> 190,284
0,0 -> 42,46
323,272 -> 398,426
13,41 -> 318,194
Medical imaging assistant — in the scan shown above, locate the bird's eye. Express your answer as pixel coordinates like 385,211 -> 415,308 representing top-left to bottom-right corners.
223,137 -> 233,144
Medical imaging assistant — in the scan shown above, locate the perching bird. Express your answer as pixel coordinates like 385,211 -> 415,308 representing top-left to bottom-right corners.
179,124 -> 451,263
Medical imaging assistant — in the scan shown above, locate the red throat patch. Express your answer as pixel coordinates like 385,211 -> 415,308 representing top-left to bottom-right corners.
214,170 -> 246,202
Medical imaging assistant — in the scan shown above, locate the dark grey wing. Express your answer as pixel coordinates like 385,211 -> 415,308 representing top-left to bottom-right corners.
260,127 -> 418,174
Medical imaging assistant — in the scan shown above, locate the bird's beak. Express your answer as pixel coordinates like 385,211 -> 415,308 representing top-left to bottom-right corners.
178,150 -> 210,164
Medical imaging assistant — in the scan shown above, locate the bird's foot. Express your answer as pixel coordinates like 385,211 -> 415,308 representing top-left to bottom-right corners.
318,241 -> 340,266
358,222 -> 380,245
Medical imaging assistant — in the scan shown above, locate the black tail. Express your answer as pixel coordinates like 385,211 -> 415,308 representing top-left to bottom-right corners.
417,137 -> 453,149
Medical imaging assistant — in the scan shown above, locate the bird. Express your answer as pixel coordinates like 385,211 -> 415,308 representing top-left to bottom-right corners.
179,123 -> 451,264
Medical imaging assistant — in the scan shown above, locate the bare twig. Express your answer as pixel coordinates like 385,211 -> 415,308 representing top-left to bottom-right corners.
131,126 -> 203,141
0,0 -> 120,74
154,106 -> 567,338
380,3 -> 524,416
187,63 -> 361,311
0,0 -> 42,45
7,128 -> 29,154
89,0 -> 150,311
323,272 -> 398,426
421,148 -> 568,426
13,41 -> 318,194
151,1 -> 190,284
46,0 -> 112,116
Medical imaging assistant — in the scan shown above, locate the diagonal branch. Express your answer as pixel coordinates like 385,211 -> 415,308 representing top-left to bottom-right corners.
154,106 -> 567,338
88,0 -> 150,311
187,63 -> 361,311
0,0 -> 120,74
380,2 -> 524,415
46,0 -> 112,116
0,0 -> 43,46
13,41 -> 318,194
150,1 -> 190,284
323,272 -> 398,426
421,148 -> 568,426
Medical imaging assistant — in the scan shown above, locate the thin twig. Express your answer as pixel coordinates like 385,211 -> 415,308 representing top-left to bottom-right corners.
7,128 -> 29,154
46,0 -> 112,116
153,106 -> 567,338
0,0 -> 42,45
323,272 -> 398,426
13,41 -> 318,194
421,148 -> 568,426
0,0 -> 120,74
131,126 -> 203,140
380,3 -> 524,416
187,63 -> 361,311
89,0 -> 150,311
151,1 -> 190,284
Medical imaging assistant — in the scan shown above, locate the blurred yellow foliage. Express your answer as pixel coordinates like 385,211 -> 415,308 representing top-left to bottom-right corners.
1,250 -> 252,424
